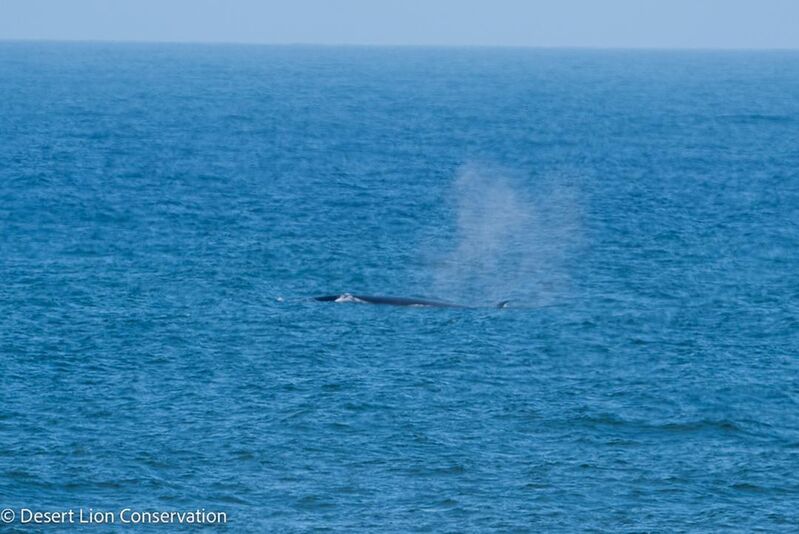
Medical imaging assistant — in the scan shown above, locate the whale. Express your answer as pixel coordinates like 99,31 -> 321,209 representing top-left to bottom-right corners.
315,293 -> 509,308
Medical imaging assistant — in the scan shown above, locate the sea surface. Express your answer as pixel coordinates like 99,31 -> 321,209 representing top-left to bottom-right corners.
1,42 -> 798,532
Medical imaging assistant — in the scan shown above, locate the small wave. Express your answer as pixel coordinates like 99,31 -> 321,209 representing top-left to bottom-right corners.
718,113 -> 794,124
568,413 -> 744,435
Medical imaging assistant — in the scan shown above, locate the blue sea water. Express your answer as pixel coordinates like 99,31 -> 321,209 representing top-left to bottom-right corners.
1,42 -> 798,531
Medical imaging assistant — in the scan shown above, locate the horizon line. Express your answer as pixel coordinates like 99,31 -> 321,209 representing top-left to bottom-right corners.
2,37 -> 799,53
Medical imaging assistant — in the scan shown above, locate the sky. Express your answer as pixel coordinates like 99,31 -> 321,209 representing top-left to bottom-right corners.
1,0 -> 798,49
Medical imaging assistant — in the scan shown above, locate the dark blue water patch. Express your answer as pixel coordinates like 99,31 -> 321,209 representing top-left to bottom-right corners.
717,113 -> 796,124
1,42 -> 799,532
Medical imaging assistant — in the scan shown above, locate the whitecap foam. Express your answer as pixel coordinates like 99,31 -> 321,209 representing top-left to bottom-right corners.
334,293 -> 366,304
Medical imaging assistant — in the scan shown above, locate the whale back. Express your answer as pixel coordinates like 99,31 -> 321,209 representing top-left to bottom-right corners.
314,294 -> 509,308
314,294 -> 460,307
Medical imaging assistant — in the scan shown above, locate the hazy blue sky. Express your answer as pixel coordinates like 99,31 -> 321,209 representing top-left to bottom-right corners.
1,0 -> 797,49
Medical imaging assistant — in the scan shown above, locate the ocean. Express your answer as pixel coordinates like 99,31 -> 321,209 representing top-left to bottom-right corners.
1,42 -> 798,531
